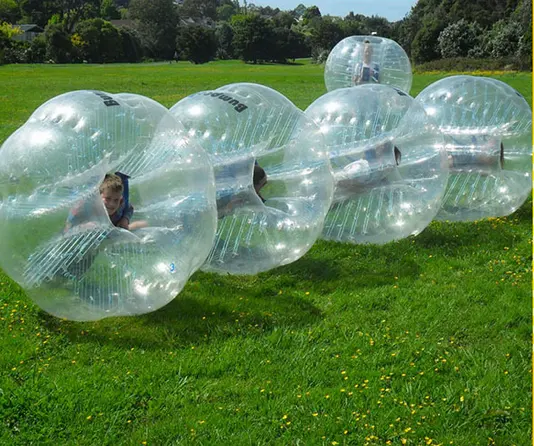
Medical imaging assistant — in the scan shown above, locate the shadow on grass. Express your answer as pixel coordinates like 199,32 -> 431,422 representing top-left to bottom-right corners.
36,196 -> 532,349
414,197 -> 532,254
274,247 -> 421,291
37,239 -> 422,349
38,274 -> 325,350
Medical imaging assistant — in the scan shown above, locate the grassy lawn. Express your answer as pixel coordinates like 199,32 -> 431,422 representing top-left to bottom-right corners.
0,60 -> 531,445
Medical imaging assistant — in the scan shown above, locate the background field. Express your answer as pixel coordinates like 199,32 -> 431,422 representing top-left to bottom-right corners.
0,60 -> 531,445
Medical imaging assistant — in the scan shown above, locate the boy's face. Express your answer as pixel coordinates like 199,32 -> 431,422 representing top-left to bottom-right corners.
101,189 -> 123,216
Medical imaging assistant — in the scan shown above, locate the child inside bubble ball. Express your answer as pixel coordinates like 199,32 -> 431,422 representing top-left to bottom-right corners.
64,173 -> 146,233
216,163 -> 268,218
352,40 -> 380,85
57,173 -> 147,282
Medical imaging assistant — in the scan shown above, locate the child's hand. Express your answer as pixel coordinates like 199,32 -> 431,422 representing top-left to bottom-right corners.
117,217 -> 130,230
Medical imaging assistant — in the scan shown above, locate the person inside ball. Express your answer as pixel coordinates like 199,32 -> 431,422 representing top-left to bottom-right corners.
253,163 -> 267,203
64,172 -> 145,233
353,40 -> 380,85
216,162 -> 268,218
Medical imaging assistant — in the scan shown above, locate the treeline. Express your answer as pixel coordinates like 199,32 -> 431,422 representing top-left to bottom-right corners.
0,0 -> 531,68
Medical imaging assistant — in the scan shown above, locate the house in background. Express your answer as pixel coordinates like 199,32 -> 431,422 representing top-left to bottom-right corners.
12,24 -> 44,42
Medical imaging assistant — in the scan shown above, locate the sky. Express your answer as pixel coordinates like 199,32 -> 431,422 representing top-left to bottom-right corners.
245,0 -> 419,22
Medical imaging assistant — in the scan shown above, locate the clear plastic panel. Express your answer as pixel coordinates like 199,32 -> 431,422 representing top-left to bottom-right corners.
416,75 -> 532,221
170,83 -> 334,274
305,84 -> 449,244
325,36 -> 412,94
0,91 -> 217,321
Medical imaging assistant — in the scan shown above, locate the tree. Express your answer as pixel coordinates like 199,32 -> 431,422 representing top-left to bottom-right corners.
231,13 -> 273,63
217,3 -> 237,22
0,0 -> 19,23
179,0 -> 218,21
411,17 -> 446,63
118,26 -> 142,62
364,15 -> 392,38
302,5 -> 321,22
511,0 -> 532,64
215,21 -> 233,59
101,0 -> 121,20
72,18 -> 123,63
43,23 -> 72,62
176,25 -> 217,63
310,17 -> 343,54
56,0 -> 103,33
437,19 -> 483,58
286,28 -> 309,60
483,19 -> 523,58
269,25 -> 291,62
128,0 -> 178,59
19,0 -> 60,28
341,12 -> 365,37
271,11 -> 296,29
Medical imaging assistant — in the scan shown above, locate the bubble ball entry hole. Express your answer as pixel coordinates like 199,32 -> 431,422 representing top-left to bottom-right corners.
416,75 -> 532,221
446,136 -> 504,174
0,90 -> 217,321
333,141 -> 402,200
170,82 -> 335,275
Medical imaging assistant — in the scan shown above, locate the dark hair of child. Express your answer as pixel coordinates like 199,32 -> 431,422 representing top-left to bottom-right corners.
99,173 -> 124,195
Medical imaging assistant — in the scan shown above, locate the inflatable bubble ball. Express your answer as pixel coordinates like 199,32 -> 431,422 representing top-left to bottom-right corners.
324,36 -> 412,94
305,84 -> 449,244
170,82 -> 335,275
0,90 -> 217,321
415,75 -> 532,221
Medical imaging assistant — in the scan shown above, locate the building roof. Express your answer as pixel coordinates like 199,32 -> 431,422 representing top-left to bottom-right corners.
17,24 -> 43,33
109,20 -> 135,28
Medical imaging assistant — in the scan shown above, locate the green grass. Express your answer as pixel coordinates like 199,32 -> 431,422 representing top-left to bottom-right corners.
0,60 -> 532,445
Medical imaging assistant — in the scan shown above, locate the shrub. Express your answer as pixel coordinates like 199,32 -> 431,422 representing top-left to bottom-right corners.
176,25 -> 217,64
44,24 -> 72,63
74,19 -> 123,63
414,57 -> 525,73
438,19 -> 484,59
24,36 -> 46,63
483,20 -> 523,59
118,27 -> 142,63
3,40 -> 28,63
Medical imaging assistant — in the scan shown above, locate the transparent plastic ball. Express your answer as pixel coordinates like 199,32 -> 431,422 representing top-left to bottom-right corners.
305,84 -> 449,244
325,36 -> 412,93
0,90 -> 217,321
415,75 -> 532,221
170,83 -> 334,274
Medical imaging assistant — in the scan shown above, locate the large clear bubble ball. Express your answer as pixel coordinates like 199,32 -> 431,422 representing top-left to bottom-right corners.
415,75 -> 532,221
325,36 -> 413,93
305,84 -> 449,244
0,90 -> 217,321
170,82 -> 334,274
